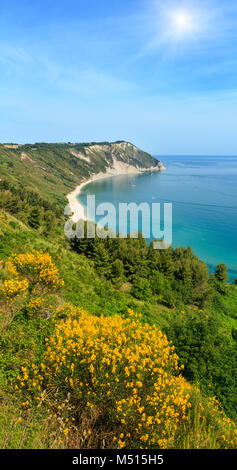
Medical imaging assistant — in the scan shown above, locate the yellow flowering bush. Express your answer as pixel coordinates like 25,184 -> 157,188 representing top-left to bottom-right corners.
15,305 -> 237,448
5,260 -> 18,276
27,297 -> 44,314
0,278 -> 29,302
7,251 -> 64,289
19,307 -> 193,448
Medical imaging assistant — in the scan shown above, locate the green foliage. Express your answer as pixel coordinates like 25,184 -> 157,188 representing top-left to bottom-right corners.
1,140 -> 237,447
28,207 -> 41,229
0,210 -> 237,448
71,228 -> 211,308
110,259 -> 125,287
0,395 -> 57,449
149,271 -> 175,307
0,142 -> 161,211
163,309 -> 237,419
0,179 -> 62,236
131,277 -> 152,300
215,263 -> 229,283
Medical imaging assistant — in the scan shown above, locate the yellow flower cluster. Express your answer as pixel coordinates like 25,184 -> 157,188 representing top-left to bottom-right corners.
5,260 -> 18,276
0,212 -> 8,228
185,388 -> 237,449
0,278 -> 29,301
27,297 -> 44,313
206,396 -> 237,448
8,251 -> 64,289
19,307 -> 193,449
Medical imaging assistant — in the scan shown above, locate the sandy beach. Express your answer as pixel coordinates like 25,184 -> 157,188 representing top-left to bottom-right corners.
66,162 -> 165,223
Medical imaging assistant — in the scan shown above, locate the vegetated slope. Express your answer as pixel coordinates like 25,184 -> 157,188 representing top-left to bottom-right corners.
0,141 -> 237,447
0,141 -> 163,207
0,141 -> 237,423
0,210 -> 237,449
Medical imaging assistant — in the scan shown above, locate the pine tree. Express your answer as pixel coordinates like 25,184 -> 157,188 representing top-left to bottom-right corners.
93,239 -> 111,277
28,207 -> 41,229
111,259 -> 125,287
214,263 -> 229,283
44,210 -> 56,235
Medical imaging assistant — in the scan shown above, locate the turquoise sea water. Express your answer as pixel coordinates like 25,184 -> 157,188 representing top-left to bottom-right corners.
78,155 -> 237,282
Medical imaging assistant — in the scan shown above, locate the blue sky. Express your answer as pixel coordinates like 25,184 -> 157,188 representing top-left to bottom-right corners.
0,0 -> 237,154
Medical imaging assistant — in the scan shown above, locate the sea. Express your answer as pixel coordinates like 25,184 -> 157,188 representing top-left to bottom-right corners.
78,155 -> 237,282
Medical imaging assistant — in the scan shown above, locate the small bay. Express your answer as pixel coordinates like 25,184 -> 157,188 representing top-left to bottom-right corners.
79,155 -> 237,282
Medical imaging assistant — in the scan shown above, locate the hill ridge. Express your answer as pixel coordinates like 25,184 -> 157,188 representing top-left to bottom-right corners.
0,141 -> 165,207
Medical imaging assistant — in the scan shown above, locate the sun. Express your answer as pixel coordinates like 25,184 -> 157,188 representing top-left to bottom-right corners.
170,10 -> 196,37
174,13 -> 192,29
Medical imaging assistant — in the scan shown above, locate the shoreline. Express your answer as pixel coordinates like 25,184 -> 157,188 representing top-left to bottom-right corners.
66,164 -> 165,223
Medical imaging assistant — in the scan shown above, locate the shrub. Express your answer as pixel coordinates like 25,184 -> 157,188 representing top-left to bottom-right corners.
16,306 -> 237,449
163,309 -> 237,419
0,279 -> 29,302
7,251 -> 64,289
131,278 -> 152,301
18,308 -> 192,449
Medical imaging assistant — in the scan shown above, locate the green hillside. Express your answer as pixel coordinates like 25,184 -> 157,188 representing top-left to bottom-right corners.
0,141 -> 163,208
0,211 -> 237,449
0,141 -> 236,449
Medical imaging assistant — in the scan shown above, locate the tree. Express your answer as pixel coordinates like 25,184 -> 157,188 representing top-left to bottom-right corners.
164,311 -> 237,419
93,239 -> 111,277
28,207 -> 41,229
156,248 -> 174,280
214,263 -> 229,283
111,259 -> 125,288
131,277 -> 152,301
44,210 -> 56,235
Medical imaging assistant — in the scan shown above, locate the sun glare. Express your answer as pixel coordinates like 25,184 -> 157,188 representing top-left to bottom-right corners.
170,10 -> 197,38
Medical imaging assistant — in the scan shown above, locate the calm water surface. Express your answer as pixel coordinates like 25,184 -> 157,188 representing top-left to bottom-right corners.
79,155 -> 237,281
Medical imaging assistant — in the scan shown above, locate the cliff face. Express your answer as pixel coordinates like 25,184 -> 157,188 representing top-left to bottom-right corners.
68,141 -> 165,173
0,141 -> 165,205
